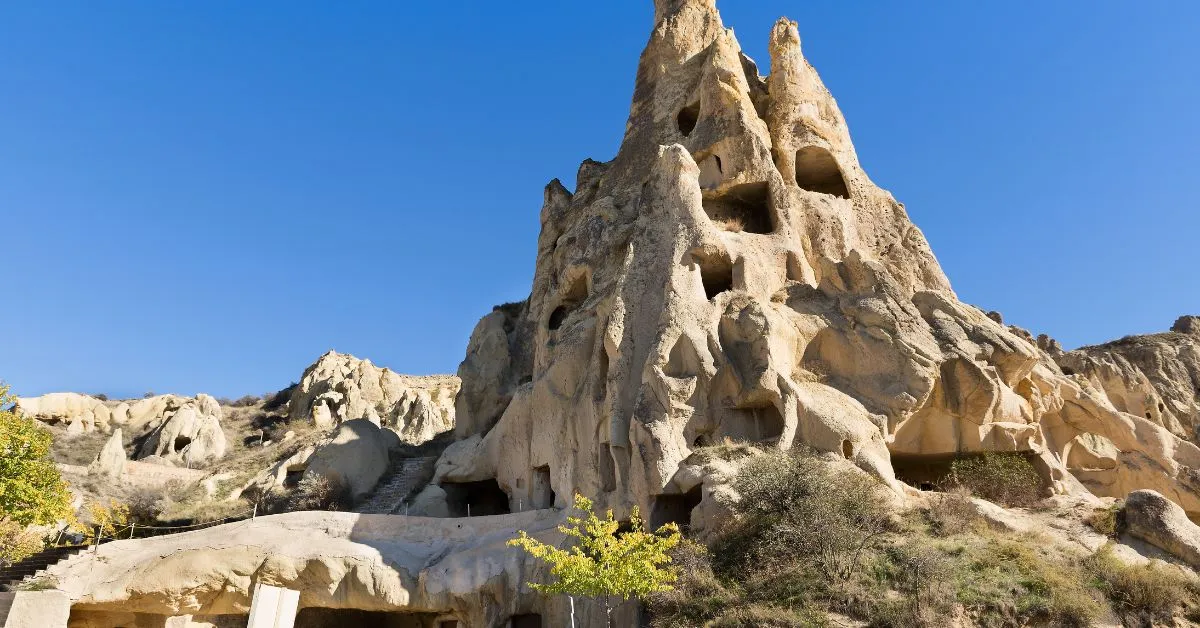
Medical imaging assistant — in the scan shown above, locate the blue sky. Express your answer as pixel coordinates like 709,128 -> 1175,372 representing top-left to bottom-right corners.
2,2 -> 1197,399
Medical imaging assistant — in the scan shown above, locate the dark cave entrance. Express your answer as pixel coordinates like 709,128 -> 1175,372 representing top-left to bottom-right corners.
650,485 -> 703,530
692,250 -> 734,300
795,146 -> 849,198
443,479 -> 511,517
172,435 -> 192,453
293,608 -> 440,628
701,182 -> 774,234
677,101 -> 700,137
548,274 -> 589,331
508,614 -> 543,628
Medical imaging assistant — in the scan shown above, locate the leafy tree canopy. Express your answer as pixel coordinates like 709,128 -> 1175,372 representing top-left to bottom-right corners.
0,384 -> 73,526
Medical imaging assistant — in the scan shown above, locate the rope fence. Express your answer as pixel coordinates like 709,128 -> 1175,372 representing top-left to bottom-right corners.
50,504 -> 260,550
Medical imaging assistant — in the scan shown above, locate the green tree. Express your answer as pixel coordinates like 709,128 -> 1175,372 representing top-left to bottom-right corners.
509,493 -> 681,627
0,385 -> 73,529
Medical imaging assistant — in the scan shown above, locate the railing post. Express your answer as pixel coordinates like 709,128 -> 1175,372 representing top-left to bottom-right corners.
252,503 -> 258,520
129,523 -> 135,539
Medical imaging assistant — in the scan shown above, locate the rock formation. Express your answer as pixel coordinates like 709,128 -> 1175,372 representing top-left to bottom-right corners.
15,393 -> 113,434
1057,316 -> 1200,441
135,394 -> 227,466
1121,489 -> 1200,568
90,429 -> 127,479
301,419 -> 391,501
48,511 -> 565,627
289,351 -> 458,445
437,0 -> 1200,526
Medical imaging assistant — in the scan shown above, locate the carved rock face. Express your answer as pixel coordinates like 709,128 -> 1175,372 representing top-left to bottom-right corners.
439,0 -> 1200,524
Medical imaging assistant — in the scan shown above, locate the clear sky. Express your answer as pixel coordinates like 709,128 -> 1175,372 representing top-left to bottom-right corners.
2,2 -> 1197,399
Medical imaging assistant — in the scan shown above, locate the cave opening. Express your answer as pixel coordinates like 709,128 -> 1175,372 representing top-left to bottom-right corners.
509,614 -> 543,628
172,435 -> 192,453
599,444 -> 617,493
701,182 -> 774,234
677,101 -> 700,137
293,608 -> 441,628
727,403 -> 785,443
532,465 -> 555,509
442,479 -> 511,517
651,485 -> 703,530
692,251 -> 734,300
547,274 -> 589,331
795,146 -> 849,198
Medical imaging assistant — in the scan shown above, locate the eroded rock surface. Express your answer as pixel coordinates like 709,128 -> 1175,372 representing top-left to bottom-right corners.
1057,316 -> 1200,442
1121,489 -> 1200,568
289,351 -> 458,445
440,0 -> 1200,526
136,394 -> 227,466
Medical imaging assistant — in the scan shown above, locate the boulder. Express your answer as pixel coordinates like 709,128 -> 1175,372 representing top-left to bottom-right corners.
289,351 -> 458,445
91,428 -> 127,478
1121,490 -> 1200,568
301,419 -> 390,501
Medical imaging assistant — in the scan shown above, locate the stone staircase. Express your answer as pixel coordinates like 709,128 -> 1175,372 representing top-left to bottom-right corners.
355,456 -> 439,515
0,544 -> 88,590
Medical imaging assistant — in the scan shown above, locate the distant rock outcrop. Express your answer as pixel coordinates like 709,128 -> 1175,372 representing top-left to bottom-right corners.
15,392 -> 113,434
1057,316 -> 1200,441
136,394 -> 227,466
288,351 -> 458,445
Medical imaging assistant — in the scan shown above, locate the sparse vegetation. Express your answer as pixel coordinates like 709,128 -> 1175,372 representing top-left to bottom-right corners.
1085,501 -> 1122,537
645,449 -> 1185,627
1084,543 -> 1199,621
946,452 -> 1044,508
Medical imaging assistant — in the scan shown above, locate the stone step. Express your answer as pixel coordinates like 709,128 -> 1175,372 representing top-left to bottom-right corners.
355,456 -> 439,515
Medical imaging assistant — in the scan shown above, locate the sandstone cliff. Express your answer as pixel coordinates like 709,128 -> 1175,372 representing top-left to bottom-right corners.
432,0 -> 1200,526
1057,316 -> 1200,442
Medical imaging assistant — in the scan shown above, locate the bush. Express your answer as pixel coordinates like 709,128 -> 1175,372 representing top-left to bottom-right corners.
924,487 -> 982,537
0,520 -> 44,566
647,541 -> 734,627
1084,544 -> 1197,620
946,453 -> 1044,507
729,450 -> 892,581
1085,502 -> 1121,537
284,475 -> 352,512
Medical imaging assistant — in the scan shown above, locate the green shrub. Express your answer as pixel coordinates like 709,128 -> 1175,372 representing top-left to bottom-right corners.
729,450 -> 892,582
946,453 -> 1044,507
1084,544 -> 1196,620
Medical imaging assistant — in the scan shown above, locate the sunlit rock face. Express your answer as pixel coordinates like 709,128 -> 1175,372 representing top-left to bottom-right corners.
443,0 -> 1200,522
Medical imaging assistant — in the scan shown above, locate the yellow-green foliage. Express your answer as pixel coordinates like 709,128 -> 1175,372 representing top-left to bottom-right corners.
85,499 -> 131,541
1084,543 -> 1199,620
1085,502 -> 1122,537
0,519 -> 44,565
0,385 -> 73,527
509,493 -> 681,617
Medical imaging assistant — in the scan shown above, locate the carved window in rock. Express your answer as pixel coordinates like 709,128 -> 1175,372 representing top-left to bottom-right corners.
677,101 -> 700,137
599,443 -> 617,492
510,615 -> 543,628
692,250 -> 734,300
795,146 -> 850,198
650,485 -> 702,530
532,465 -> 555,509
547,274 -> 589,331
701,182 -> 774,234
